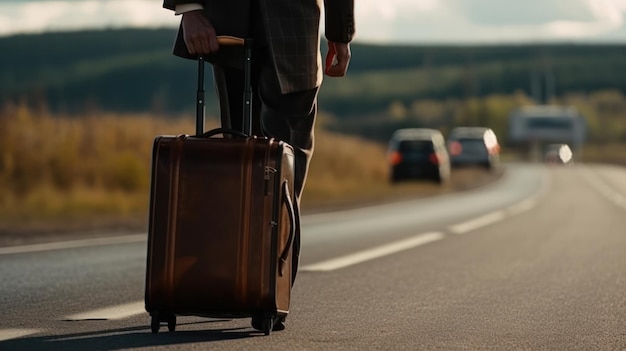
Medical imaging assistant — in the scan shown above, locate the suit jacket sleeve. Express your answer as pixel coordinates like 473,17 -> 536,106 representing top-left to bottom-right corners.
163,0 -> 202,11
324,0 -> 355,43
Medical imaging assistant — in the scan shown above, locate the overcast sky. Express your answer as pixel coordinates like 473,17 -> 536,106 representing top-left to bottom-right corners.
2,0 -> 626,44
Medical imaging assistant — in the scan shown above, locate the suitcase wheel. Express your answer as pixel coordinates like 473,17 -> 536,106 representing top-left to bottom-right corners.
262,317 -> 274,336
150,315 -> 160,334
167,315 -> 177,332
150,313 -> 176,334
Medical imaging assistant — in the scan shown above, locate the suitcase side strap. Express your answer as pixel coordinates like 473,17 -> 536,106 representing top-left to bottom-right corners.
278,181 -> 296,277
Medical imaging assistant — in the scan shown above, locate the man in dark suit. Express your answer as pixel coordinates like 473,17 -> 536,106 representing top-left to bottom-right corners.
163,0 -> 354,331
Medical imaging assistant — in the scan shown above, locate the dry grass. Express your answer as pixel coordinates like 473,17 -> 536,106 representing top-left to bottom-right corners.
580,143 -> 626,166
0,105 -> 499,236
0,105 -> 214,232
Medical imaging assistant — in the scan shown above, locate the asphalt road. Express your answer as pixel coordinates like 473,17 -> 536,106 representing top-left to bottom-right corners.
1,163 -> 625,350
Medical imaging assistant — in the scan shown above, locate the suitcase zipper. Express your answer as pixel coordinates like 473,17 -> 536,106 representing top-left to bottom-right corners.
165,135 -> 185,304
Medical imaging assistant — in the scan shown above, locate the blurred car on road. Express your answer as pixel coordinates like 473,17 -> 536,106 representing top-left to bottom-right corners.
447,127 -> 500,170
544,143 -> 573,164
387,128 -> 450,184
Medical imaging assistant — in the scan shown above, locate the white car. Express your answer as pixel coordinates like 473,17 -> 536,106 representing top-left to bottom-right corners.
447,127 -> 500,170
544,144 -> 573,164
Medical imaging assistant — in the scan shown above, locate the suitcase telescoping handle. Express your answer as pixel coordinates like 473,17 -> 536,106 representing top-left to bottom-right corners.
196,36 -> 253,137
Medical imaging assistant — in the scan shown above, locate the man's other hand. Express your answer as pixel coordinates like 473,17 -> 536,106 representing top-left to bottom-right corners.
182,10 -> 219,55
324,41 -> 351,77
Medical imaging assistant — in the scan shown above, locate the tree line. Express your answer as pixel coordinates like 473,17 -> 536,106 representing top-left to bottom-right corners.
2,28 -> 626,144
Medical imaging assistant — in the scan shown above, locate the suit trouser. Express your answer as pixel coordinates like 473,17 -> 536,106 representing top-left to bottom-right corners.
212,49 -> 319,285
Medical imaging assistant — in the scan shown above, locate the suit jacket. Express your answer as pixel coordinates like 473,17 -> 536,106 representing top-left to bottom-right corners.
163,0 -> 354,94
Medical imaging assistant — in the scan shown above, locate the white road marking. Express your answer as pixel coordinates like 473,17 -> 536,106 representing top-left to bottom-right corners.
447,166 -> 550,234
0,329 -> 41,342
300,232 -> 444,272
448,211 -> 506,234
506,198 -> 538,216
63,301 -> 146,321
579,167 -> 626,211
0,234 -> 146,255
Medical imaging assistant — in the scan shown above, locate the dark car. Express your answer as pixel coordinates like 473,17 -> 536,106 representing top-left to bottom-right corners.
447,127 -> 500,170
387,128 -> 450,184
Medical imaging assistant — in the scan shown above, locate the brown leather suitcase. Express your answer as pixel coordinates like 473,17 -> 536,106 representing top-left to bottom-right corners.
145,39 -> 295,335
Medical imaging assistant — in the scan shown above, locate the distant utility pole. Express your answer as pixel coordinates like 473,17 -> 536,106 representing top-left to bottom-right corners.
530,48 -> 555,105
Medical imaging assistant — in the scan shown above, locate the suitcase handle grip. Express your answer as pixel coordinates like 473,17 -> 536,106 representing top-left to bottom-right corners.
199,127 -> 248,139
278,181 -> 296,277
196,36 -> 251,136
216,36 -> 245,46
